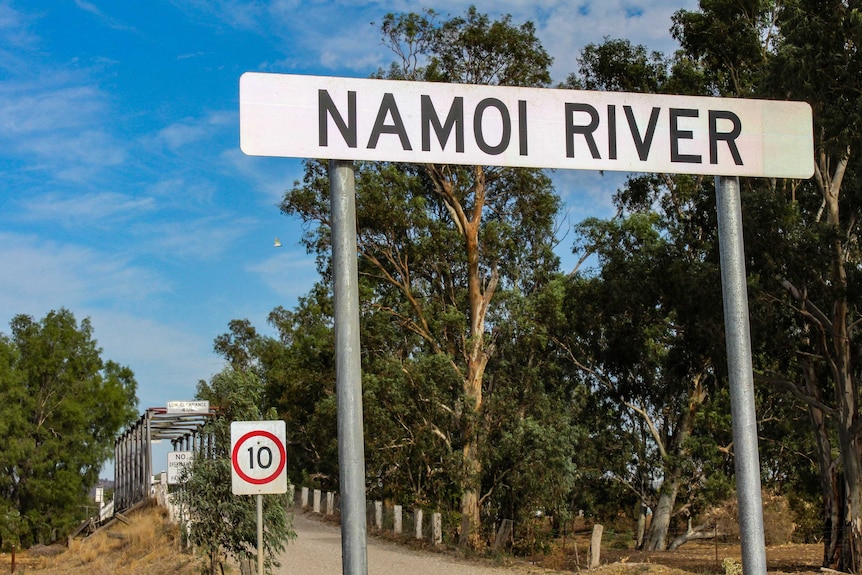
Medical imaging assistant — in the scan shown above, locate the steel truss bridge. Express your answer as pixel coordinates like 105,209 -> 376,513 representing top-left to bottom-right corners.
113,406 -> 217,513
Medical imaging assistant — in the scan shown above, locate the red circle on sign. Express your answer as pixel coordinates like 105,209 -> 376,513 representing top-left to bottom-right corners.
231,430 -> 287,485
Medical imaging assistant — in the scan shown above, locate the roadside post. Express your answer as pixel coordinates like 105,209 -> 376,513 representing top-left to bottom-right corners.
240,72 -> 814,575
231,420 -> 288,575
714,175 -> 767,573
329,159 -> 369,575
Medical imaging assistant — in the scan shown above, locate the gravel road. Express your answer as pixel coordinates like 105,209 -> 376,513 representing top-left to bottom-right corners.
277,512 -> 550,575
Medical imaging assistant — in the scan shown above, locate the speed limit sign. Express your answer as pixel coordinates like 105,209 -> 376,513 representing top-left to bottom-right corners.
231,421 -> 288,495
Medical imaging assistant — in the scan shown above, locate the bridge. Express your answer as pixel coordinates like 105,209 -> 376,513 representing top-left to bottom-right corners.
112,404 -> 216,513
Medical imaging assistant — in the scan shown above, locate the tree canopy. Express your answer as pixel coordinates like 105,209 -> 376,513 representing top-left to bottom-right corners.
0,309 -> 137,548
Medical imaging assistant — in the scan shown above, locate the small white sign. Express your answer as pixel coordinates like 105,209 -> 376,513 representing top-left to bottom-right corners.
166,400 -> 210,414
231,421 -> 288,495
94,487 -> 104,503
167,451 -> 196,484
240,73 -> 814,179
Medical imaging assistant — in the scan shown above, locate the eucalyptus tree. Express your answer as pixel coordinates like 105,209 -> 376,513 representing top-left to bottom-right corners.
212,285 -> 340,490
673,0 -> 862,568
561,186 -> 729,550
559,36 -> 735,550
282,8 -> 559,542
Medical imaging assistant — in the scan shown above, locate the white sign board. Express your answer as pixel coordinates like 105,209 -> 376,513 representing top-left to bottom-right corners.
231,420 -> 288,495
240,73 -> 814,179
166,400 -> 210,414
167,451 -> 195,485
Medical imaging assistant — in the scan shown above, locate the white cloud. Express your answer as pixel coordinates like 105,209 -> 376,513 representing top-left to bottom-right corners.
172,1 -> 696,79
536,0 -> 699,81
142,215 -> 258,261
145,177 -> 218,206
223,148 -> 305,205
157,111 -> 235,151
15,191 -> 156,226
0,1 -> 38,51
0,81 -> 127,181
553,169 -> 623,222
74,0 -> 137,32
0,233 -> 170,323
169,0 -> 269,33
0,84 -> 105,134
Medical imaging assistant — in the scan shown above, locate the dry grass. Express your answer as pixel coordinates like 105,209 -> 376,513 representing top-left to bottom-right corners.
0,503 -> 199,575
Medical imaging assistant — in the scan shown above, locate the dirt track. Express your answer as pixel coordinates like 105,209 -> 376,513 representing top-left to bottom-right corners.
277,512 -> 552,575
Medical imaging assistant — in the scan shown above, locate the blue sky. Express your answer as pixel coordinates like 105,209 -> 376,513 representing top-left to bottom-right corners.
0,0 -> 696,473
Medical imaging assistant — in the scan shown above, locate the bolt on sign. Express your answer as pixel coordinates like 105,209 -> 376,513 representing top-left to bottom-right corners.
240,73 -> 813,179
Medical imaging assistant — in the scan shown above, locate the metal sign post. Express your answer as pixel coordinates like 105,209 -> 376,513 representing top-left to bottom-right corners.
257,494 -> 264,575
715,176 -> 767,573
329,159 -> 369,575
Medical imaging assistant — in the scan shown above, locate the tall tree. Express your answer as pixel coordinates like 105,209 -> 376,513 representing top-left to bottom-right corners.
674,0 -> 862,568
265,285 -> 339,489
561,194 -> 728,551
563,37 -> 733,550
283,8 -> 558,543
0,309 -> 137,547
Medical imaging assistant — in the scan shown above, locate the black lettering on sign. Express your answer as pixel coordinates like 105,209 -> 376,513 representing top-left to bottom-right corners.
248,445 -> 273,470
565,103 -> 601,159
607,105 -> 617,160
625,105 -> 661,161
474,98 -> 511,155
709,110 -> 743,165
367,93 -> 412,150
421,96 -> 465,153
319,89 -> 356,148
518,100 -> 528,156
670,108 -> 702,164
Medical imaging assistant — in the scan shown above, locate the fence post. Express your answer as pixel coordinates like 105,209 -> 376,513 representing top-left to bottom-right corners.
374,501 -> 383,530
313,489 -> 322,514
415,509 -> 423,540
301,487 -> 309,508
590,524 -> 603,569
326,492 -> 335,515
394,505 -> 402,535
432,513 -> 442,545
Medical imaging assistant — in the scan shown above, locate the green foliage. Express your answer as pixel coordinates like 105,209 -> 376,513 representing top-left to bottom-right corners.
177,368 -> 294,575
569,38 -> 670,93
0,309 -> 137,548
768,0 -> 862,158
380,7 -> 553,86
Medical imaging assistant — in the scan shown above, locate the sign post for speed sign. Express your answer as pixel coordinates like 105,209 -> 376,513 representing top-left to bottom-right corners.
231,420 -> 288,495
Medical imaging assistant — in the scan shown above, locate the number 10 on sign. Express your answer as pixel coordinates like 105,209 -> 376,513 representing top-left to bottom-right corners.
231,421 -> 288,495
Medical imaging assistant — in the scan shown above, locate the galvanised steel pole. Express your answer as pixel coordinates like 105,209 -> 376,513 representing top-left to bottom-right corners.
257,493 -> 264,575
329,159 -> 369,575
715,175 -> 767,574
